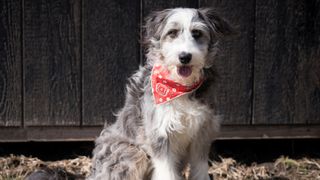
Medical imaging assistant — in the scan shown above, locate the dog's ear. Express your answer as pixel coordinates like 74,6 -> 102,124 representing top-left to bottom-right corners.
143,9 -> 172,47
198,8 -> 236,39
198,8 -> 236,68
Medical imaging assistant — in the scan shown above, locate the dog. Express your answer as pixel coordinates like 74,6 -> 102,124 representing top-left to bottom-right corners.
87,8 -> 234,180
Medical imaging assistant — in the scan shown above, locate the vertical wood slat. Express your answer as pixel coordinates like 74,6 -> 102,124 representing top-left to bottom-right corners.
0,0 -> 22,126
200,0 -> 255,124
254,0 -> 320,124
82,0 -> 140,125
24,0 -> 81,126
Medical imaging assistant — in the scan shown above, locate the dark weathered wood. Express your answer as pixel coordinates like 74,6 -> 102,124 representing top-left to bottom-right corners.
82,0 -> 140,125
200,0 -> 255,124
219,125 -> 320,140
0,127 -> 101,142
143,0 -> 197,15
23,0 -> 81,126
0,0 -> 319,142
0,0 -> 22,127
254,0 -> 320,124
1,125 -> 320,142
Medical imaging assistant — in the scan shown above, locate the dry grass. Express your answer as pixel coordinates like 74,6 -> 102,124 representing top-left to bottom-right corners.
0,155 -> 91,180
0,155 -> 320,180
209,156 -> 320,180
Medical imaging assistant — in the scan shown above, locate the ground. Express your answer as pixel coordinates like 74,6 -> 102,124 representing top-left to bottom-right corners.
0,155 -> 319,180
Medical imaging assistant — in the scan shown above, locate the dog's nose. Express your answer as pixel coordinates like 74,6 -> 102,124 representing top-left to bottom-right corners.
178,52 -> 192,64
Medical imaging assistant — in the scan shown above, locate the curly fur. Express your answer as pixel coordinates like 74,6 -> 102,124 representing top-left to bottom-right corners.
88,8 -> 234,180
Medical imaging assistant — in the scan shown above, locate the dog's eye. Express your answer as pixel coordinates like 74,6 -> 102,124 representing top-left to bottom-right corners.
191,30 -> 202,39
167,29 -> 178,38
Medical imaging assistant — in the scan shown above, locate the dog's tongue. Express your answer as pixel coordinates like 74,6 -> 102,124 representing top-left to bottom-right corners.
178,66 -> 192,77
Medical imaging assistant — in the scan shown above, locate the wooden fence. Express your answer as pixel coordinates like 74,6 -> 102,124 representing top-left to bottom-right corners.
0,0 -> 319,141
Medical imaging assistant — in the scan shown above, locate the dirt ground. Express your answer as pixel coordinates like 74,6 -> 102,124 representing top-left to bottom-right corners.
1,155 -> 319,180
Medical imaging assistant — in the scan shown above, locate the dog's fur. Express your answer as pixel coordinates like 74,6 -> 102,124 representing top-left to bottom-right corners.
87,8 -> 234,180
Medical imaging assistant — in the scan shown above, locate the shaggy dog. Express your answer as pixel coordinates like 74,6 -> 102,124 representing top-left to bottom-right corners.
88,8 -> 234,180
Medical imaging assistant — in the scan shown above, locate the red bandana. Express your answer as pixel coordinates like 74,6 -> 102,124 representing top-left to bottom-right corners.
151,65 -> 204,105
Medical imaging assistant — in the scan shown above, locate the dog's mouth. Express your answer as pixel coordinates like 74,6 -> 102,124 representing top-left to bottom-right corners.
177,66 -> 192,78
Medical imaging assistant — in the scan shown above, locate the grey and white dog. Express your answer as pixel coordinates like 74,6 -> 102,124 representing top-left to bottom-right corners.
88,8 -> 234,180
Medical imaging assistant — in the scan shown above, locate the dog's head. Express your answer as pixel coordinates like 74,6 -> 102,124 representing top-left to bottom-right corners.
143,8 -> 234,85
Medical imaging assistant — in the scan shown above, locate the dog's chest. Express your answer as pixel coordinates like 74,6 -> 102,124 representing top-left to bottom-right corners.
169,115 -> 196,154
154,97 -> 208,153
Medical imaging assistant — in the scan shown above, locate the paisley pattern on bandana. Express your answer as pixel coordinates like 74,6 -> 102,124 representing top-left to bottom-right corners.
151,65 -> 204,105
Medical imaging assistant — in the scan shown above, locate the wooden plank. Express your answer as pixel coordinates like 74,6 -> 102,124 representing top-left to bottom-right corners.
82,0 -> 140,125
143,0 -> 198,15
0,125 -> 319,142
219,125 -> 320,140
199,0 -> 255,124
23,0 -> 81,126
254,0 -> 320,124
0,0 -> 22,127
0,127 -> 101,142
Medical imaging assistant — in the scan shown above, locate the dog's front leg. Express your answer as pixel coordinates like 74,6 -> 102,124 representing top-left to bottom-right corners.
150,136 -> 182,180
188,138 -> 211,180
